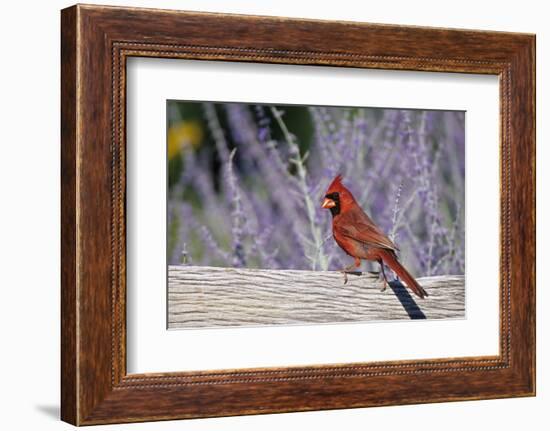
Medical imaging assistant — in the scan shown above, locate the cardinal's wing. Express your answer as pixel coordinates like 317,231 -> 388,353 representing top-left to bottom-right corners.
335,207 -> 398,251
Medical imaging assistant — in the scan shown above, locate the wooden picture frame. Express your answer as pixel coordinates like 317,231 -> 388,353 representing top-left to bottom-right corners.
61,4 -> 535,425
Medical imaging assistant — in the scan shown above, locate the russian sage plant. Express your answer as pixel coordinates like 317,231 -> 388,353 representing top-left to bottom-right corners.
167,102 -> 465,277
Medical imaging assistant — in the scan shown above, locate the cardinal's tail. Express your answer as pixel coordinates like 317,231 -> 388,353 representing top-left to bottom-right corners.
379,249 -> 428,299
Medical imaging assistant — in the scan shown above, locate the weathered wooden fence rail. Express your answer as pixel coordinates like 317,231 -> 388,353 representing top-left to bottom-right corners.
168,265 -> 465,329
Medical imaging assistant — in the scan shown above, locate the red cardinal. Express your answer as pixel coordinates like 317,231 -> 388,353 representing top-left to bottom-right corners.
321,175 -> 428,299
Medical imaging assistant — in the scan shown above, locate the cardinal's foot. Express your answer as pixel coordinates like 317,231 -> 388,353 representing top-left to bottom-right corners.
340,271 -> 349,284
377,270 -> 389,292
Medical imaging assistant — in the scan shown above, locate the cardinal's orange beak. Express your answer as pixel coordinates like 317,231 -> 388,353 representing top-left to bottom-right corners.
322,198 -> 336,209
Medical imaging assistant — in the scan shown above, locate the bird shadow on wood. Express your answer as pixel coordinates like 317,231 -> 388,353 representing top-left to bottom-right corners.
388,280 -> 426,319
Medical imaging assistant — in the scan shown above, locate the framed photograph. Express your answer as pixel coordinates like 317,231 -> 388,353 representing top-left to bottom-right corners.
164,100 -> 464,329
61,4 -> 535,425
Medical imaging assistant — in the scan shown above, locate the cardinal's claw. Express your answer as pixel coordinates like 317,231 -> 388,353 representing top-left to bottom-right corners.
338,269 -> 349,284
342,271 -> 349,284
380,275 -> 388,292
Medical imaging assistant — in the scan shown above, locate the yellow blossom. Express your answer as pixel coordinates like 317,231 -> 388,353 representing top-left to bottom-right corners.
167,121 -> 203,159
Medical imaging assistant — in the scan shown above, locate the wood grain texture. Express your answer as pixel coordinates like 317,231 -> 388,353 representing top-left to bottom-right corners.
61,4 -> 535,425
168,266 -> 464,328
